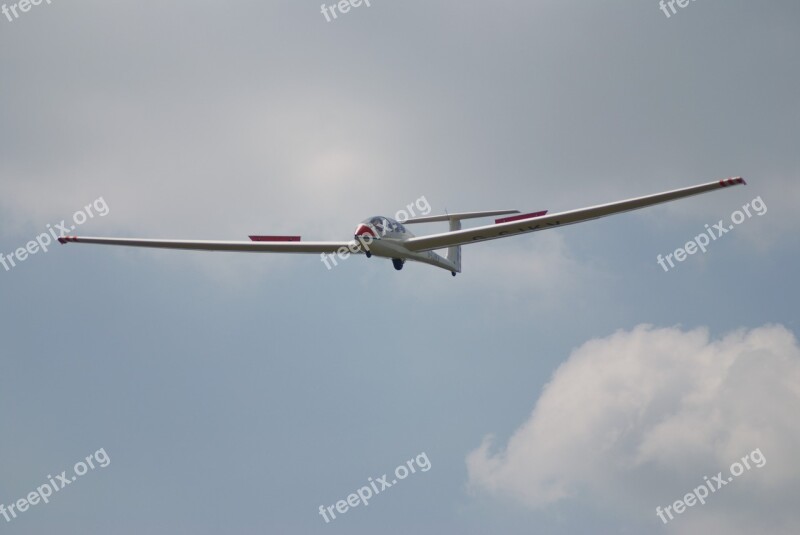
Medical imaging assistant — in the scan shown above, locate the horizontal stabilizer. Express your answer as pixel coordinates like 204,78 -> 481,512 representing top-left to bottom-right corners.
404,210 -> 518,224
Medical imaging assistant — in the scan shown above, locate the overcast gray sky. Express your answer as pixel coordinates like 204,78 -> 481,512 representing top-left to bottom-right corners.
1,1 -> 799,533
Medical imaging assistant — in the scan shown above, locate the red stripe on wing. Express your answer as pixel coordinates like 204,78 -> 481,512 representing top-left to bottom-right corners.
495,211 -> 548,224
248,235 -> 302,242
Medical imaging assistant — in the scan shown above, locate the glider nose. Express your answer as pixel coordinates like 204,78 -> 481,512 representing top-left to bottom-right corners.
354,224 -> 376,238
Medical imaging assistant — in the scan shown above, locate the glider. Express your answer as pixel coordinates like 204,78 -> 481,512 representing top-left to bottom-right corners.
59,177 -> 746,275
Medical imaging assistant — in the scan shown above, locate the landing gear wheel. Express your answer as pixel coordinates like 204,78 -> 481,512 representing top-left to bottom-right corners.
451,271 -> 457,277
392,258 -> 404,271
365,251 -> 372,258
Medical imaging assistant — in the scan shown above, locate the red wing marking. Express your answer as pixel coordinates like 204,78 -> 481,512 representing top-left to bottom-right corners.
248,235 -> 301,242
495,211 -> 548,224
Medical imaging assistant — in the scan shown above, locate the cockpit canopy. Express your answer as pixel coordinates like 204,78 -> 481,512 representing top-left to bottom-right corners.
356,216 -> 410,237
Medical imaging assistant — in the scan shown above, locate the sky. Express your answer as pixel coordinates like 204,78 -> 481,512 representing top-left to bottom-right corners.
1,1 -> 799,533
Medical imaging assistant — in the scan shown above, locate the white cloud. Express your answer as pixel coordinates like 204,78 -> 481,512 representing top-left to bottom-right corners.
466,324 -> 800,533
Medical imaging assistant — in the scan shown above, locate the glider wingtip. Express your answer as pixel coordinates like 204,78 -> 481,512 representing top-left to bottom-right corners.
58,236 -> 79,244
719,176 -> 746,188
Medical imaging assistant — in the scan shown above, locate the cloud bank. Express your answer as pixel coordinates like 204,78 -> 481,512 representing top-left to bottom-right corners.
467,324 -> 800,533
